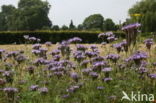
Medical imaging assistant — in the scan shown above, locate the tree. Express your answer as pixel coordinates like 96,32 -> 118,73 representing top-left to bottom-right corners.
0,5 -> 16,31
52,25 -> 60,31
83,14 -> 104,31
17,0 -> 52,30
77,24 -> 84,30
61,25 -> 68,30
129,0 -> 156,32
103,18 -> 116,31
0,0 -> 52,31
69,20 -> 75,30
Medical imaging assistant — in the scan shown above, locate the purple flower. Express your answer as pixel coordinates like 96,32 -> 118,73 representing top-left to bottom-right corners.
148,74 -> 156,79
102,77 -> 113,83
102,67 -> 112,72
50,49 -> 60,56
38,87 -> 48,94
85,51 -> 98,58
113,43 -> 123,53
70,72 -> 79,82
15,55 -> 27,63
82,68 -> 92,75
23,35 -> 29,40
106,54 -> 120,63
30,85 -> 39,91
45,41 -> 52,47
76,44 -> 87,52
80,60 -> 90,67
144,38 -> 153,50
89,72 -> 98,80
92,61 -> 107,71
3,87 -> 18,93
32,44 -> 41,50
29,37 -> 37,42
97,86 -> 105,90
68,37 -> 82,43
107,36 -> 116,42
122,23 -> 141,30
66,85 -> 80,93
131,51 -> 148,65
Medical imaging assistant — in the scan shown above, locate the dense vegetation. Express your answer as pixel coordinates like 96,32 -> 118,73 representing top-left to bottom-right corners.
128,0 -> 156,32
0,31 -> 125,44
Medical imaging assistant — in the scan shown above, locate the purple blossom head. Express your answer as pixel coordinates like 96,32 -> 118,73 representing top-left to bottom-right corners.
70,72 -> 79,82
45,41 -> 52,47
106,54 -> 120,63
148,74 -> 156,79
102,77 -> 113,83
38,87 -> 48,94
15,55 -> 27,63
30,85 -> 39,91
89,72 -> 98,80
23,35 -> 29,40
92,61 -> 107,71
3,87 -> 18,93
32,44 -> 41,50
29,37 -> 37,42
50,49 -> 60,56
68,37 -> 82,43
66,85 -> 80,93
85,51 -> 98,58
82,68 -> 92,75
131,51 -> 148,65
122,23 -> 141,30
97,86 -> 104,90
107,36 -> 116,42
80,60 -> 90,67
102,67 -> 112,72
144,38 -> 153,50
76,44 -> 88,52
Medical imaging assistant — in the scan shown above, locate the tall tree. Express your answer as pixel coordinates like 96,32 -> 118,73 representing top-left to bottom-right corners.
69,20 -> 75,30
103,18 -> 116,31
83,14 -> 104,31
129,0 -> 156,32
16,0 -> 52,30
0,5 -> 16,31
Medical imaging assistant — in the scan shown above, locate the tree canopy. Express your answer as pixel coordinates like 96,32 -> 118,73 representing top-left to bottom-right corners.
83,14 -> 104,31
129,0 -> 156,32
0,0 -> 52,31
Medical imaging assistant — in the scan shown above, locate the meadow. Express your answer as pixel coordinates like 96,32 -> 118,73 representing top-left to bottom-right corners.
0,32 -> 156,103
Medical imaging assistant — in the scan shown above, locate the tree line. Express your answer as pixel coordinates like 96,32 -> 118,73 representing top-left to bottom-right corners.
0,0 -> 156,32
0,0 -> 119,31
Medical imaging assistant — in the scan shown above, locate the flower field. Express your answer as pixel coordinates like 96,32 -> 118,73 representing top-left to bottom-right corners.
0,31 -> 156,103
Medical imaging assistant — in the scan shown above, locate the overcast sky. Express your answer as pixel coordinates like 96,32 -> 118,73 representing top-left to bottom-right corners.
0,0 -> 141,26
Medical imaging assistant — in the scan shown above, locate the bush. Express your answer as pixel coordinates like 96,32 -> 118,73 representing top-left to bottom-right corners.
0,31 -> 125,44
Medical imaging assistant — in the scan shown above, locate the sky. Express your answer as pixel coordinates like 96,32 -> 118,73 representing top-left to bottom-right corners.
0,0 -> 141,26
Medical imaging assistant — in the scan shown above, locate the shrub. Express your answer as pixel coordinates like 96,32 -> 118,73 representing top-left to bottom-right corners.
0,31 -> 125,44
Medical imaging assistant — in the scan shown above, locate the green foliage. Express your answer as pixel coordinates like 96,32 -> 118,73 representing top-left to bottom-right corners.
0,0 -> 52,31
77,24 -> 84,30
52,25 -> 60,31
69,20 -> 76,30
83,14 -> 104,31
0,31 -> 125,44
129,0 -> 156,32
61,25 -> 68,30
103,18 -> 117,31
